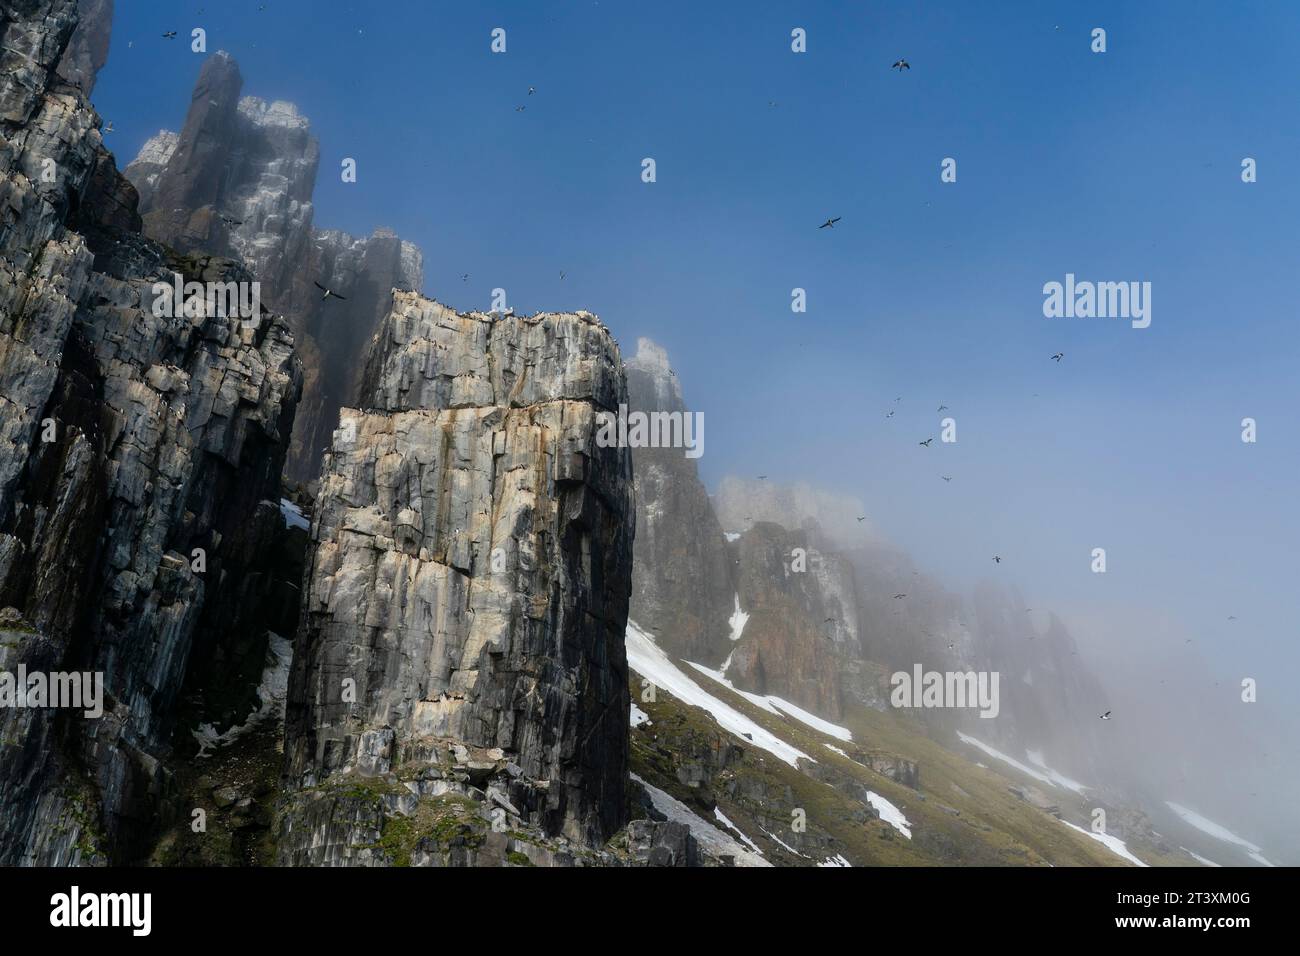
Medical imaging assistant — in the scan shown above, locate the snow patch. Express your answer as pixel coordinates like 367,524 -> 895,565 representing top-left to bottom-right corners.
625,621 -> 810,767
1181,847 -> 1222,867
713,807 -> 762,854
957,732 -> 1088,794
279,498 -> 309,531
1165,801 -> 1270,865
867,792 -> 912,839
818,854 -> 852,867
1061,820 -> 1147,867
630,703 -> 651,728
684,660 -> 853,742
632,774 -> 770,866
728,594 -> 749,641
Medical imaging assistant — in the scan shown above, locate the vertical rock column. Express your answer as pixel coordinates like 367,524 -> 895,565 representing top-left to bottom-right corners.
281,293 -> 635,862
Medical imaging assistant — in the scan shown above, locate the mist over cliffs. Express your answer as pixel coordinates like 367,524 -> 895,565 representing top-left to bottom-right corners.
0,0 -> 1289,872
122,51 -> 424,483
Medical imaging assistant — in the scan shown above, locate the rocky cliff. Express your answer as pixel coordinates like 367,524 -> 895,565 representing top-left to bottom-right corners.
0,0 -> 301,864
624,339 -> 735,665
124,53 -> 423,483
53,0 -> 111,96
278,293 -> 636,864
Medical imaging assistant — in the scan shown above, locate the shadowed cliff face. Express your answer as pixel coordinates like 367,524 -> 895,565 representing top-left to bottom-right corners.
53,0 -> 112,96
279,293 -> 636,862
123,52 -> 423,483
624,338 -> 736,666
0,0 -> 301,864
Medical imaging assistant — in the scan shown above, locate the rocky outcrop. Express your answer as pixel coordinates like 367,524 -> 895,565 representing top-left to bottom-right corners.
0,0 -> 301,864
124,53 -> 424,482
624,339 -> 734,665
54,0 -> 112,96
278,293 -> 636,864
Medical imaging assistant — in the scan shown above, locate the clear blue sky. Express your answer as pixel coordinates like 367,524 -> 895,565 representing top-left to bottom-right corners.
94,2 -> 1300,698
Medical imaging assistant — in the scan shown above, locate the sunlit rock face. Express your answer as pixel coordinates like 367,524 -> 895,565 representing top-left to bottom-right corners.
279,293 -> 635,863
0,0 -> 301,863
124,52 -> 423,483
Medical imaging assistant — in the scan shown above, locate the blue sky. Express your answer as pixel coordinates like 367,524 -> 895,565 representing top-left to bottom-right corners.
93,2 -> 1300,697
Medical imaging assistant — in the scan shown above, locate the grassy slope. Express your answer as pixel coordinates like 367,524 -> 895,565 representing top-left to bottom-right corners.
631,664 -> 1147,867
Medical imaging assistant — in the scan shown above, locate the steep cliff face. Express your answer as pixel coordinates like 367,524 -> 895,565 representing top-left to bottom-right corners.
279,292 -> 635,864
0,0 -> 301,864
53,0 -> 112,96
624,339 -> 734,665
124,53 -> 423,482
724,523 -> 854,720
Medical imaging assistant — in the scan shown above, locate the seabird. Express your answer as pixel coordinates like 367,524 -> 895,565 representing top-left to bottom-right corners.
919,438 -> 933,447
892,59 -> 910,71
1051,352 -> 1064,362
992,555 -> 1002,563
313,281 -> 346,301
819,217 -> 841,229
1099,711 -> 1111,720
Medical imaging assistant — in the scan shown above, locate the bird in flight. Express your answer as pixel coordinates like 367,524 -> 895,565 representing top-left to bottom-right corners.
919,438 -> 933,447
940,475 -> 952,482
1099,711 -> 1112,720
515,105 -> 526,112
856,516 -> 867,523
103,121 -> 114,133
893,593 -> 906,599
460,273 -> 469,282
528,86 -> 536,95
1227,615 -> 1237,621
313,281 -> 346,301
1051,352 -> 1064,362
220,215 -> 242,226
757,475 -> 767,480
824,617 -> 836,624
892,59 -> 910,71
937,404 -> 948,412
885,410 -> 895,419
992,555 -> 1002,563
162,31 -> 178,39
559,270 -> 566,280
819,217 -> 841,229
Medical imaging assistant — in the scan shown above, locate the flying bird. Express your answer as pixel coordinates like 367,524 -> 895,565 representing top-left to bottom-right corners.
940,475 -> 952,482
313,281 -> 346,301
528,86 -> 536,95
885,410 -> 895,419
515,105 -> 526,112
1051,352 -> 1064,362
220,215 -> 242,226
919,438 -> 933,447
819,217 -> 841,229
559,270 -> 566,280
162,31 -> 177,39
893,593 -> 906,599
937,404 -> 948,412
1099,711 -> 1111,720
757,475 -> 767,480
460,273 -> 469,282
856,516 -> 867,523
892,59 -> 910,71
103,121 -> 114,133
992,555 -> 1002,563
